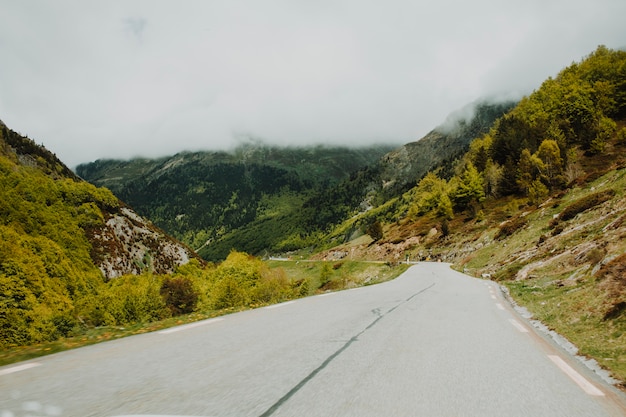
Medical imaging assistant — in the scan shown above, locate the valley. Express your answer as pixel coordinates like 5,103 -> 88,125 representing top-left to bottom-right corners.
1,45 -> 626,390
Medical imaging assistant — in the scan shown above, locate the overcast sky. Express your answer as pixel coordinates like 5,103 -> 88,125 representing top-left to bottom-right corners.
1,1 -> 625,168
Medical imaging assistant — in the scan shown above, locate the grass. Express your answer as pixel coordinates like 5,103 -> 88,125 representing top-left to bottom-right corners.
266,259 -> 409,291
505,277 -> 626,383
0,260 -> 409,366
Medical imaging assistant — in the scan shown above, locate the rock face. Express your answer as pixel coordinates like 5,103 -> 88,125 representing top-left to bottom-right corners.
89,207 -> 193,279
379,100 -> 516,195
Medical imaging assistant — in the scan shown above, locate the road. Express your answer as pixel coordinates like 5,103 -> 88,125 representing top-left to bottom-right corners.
2,263 -> 626,416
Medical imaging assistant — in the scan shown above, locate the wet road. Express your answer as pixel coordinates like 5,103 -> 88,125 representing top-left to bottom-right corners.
2,263 -> 626,416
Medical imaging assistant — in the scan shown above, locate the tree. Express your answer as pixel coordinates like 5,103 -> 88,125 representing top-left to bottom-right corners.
160,276 -> 198,315
366,221 -> 384,241
590,116 -> 617,154
452,162 -> 485,210
528,179 -> 549,206
516,149 -> 535,195
500,156 -> 519,196
409,172 -> 453,219
483,160 -> 503,198
535,139 -> 564,188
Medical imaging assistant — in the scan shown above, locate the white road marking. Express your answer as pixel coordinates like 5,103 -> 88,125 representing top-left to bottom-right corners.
0,362 -> 41,376
158,318 -> 224,334
490,295 -> 497,300
548,355 -> 604,396
495,303 -> 505,310
265,301 -> 296,310
508,318 -> 529,333
318,293 -> 335,297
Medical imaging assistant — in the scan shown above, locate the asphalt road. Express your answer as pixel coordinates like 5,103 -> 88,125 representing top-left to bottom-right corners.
2,263 -> 626,417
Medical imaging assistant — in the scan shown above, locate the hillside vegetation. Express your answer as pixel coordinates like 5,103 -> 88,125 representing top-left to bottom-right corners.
0,122 -> 408,358
77,144 -> 396,261
317,46 -> 626,382
4,45 -> 626,384
0,124 -> 195,348
78,102 -> 513,262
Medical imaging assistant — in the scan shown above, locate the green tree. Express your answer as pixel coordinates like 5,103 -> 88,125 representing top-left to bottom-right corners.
535,139 -> 564,188
590,116 -> 617,154
409,173 -> 454,219
452,162 -> 485,210
366,220 -> 384,241
516,149 -> 535,195
528,178 -> 549,206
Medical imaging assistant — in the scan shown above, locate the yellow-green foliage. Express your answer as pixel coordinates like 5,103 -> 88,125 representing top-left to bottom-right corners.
85,274 -> 170,326
408,173 -> 454,219
0,150 -> 118,347
209,251 -> 294,309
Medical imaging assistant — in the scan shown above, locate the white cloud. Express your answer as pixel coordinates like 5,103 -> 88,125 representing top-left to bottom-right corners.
0,0 -> 625,167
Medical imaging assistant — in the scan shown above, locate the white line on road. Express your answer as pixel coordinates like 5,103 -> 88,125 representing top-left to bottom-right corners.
0,362 -> 41,376
548,355 -> 604,396
490,295 -> 496,300
495,303 -> 505,310
158,318 -> 224,335
265,301 -> 296,310
508,318 -> 529,333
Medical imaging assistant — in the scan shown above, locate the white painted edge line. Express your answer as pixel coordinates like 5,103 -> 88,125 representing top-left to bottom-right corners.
495,303 -> 505,310
548,355 -> 604,396
508,318 -> 529,333
265,300 -> 296,310
490,295 -> 497,300
0,362 -> 41,376
317,293 -> 336,297
158,318 -> 224,335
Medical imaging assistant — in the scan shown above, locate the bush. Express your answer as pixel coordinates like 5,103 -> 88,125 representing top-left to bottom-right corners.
557,189 -> 616,223
495,216 -> 528,240
366,221 -> 384,241
161,276 -> 199,315
320,263 -> 333,287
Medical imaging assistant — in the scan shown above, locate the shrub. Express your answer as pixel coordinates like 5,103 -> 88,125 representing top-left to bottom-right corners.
557,189 -> 616,222
495,216 -> 528,240
160,276 -> 199,315
320,263 -> 333,287
366,221 -> 384,241
252,268 -> 292,304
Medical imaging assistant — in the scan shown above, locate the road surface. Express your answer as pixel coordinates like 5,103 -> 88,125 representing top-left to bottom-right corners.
2,263 -> 626,416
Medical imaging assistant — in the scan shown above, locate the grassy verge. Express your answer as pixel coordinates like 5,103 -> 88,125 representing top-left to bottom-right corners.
0,261 -> 408,366
505,277 -> 626,383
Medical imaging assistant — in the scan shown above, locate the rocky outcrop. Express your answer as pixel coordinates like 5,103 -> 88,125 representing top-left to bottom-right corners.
89,206 -> 195,280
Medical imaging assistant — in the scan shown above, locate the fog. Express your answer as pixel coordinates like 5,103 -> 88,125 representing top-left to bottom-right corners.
0,1 -> 625,167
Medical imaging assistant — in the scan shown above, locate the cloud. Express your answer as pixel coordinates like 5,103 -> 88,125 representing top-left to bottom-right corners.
124,17 -> 147,39
0,0 -> 625,167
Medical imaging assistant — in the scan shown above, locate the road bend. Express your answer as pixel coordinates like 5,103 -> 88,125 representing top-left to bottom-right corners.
2,263 -> 626,416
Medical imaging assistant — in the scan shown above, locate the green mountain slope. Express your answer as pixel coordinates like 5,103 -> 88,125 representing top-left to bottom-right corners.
378,100 -> 517,195
78,101 -> 513,262
0,122 -> 195,347
318,46 -> 626,382
77,144 -> 396,260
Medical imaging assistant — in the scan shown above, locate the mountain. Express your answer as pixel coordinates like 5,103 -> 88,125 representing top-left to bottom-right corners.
77,144 -> 396,260
314,46 -> 626,382
77,101 -> 514,262
0,121 -> 196,346
378,100 -> 517,196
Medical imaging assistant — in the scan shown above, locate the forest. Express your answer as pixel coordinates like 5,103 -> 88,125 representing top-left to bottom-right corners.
401,46 -> 626,221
